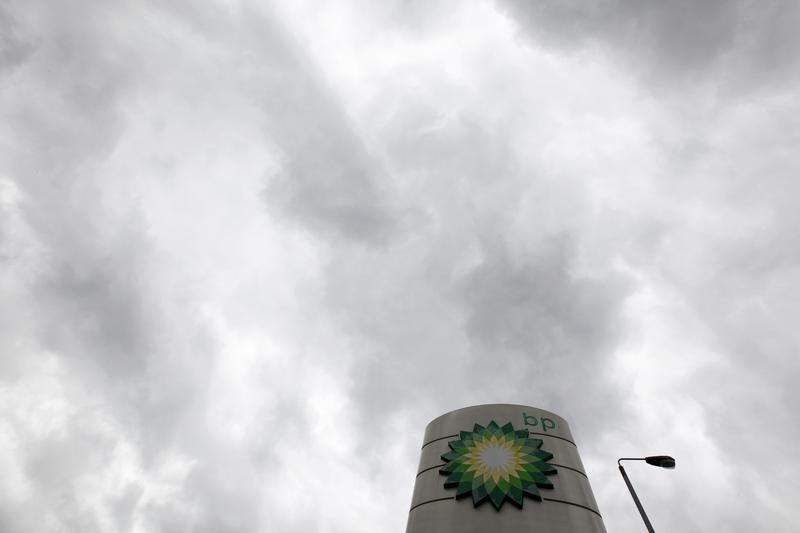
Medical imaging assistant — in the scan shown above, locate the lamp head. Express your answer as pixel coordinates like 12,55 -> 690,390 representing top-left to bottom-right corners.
645,455 -> 676,469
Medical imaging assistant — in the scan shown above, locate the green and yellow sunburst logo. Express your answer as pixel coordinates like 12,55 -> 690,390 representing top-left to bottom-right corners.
439,421 -> 557,510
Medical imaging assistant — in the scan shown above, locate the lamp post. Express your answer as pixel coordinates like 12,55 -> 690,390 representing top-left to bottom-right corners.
617,456 -> 675,533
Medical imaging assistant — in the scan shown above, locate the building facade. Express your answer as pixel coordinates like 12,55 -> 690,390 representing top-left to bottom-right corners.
406,404 -> 606,533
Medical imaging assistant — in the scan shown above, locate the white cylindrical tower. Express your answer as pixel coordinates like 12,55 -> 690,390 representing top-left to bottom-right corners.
406,404 -> 606,533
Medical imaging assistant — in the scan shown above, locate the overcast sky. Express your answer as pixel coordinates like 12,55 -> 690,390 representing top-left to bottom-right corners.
2,1 -> 799,532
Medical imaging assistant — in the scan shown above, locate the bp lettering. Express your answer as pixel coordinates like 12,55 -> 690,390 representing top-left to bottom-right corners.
522,413 -> 557,432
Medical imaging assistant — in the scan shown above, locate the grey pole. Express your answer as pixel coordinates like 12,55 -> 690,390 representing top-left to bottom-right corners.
617,456 -> 675,533
617,459 -> 655,533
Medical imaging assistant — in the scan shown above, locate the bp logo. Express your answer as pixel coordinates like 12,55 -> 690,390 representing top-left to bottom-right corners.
439,421 -> 557,510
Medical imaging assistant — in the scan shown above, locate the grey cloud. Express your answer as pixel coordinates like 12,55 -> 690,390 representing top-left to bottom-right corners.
5,422 -> 118,533
145,1 -> 402,245
266,143 -> 400,245
3,1 -> 800,532
454,234 -> 629,428
599,98 -> 800,531
226,9 -> 402,245
1,5 -> 138,380
0,3 -> 249,532
0,4 -> 333,531
2,1 -> 138,178
321,108 -> 632,450
458,234 -> 623,357
112,483 -> 144,533
0,0 -> 153,380
497,0 -> 800,90
33,228 -> 157,378
0,6 -> 35,72
149,463 -> 261,533
666,219 -> 800,529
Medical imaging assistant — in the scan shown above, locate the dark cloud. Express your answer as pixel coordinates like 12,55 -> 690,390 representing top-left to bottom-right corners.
319,103 -> 633,451
497,0 -> 800,90
230,9 -> 402,245
455,234 -> 629,431
148,462 -> 261,533
112,483 -> 144,533
0,3 -> 253,531
0,6 -> 35,72
33,225 -> 157,378
458,234 -> 623,356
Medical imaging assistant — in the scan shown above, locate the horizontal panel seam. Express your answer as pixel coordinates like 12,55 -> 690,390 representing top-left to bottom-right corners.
408,496 -> 602,517
416,464 -> 444,478
551,462 -> 588,478
420,434 -> 458,449
542,497 -> 603,518
422,432 -> 576,449
409,496 -> 453,512
416,462 -> 587,479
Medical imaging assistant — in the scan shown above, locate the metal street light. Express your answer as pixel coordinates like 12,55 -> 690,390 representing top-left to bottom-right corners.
617,455 -> 676,533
